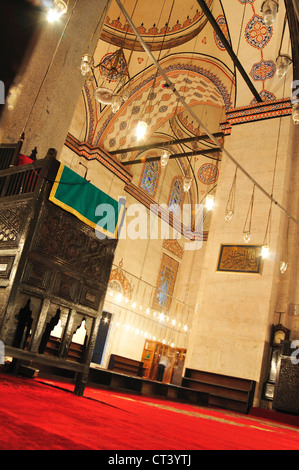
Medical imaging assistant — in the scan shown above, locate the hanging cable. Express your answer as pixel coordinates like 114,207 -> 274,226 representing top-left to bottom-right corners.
115,0 -> 299,227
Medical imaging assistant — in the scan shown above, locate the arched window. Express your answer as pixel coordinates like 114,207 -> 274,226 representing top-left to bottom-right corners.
152,253 -> 179,311
140,161 -> 159,197
168,176 -> 184,211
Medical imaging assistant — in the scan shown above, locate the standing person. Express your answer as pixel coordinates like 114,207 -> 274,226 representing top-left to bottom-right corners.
157,354 -> 169,382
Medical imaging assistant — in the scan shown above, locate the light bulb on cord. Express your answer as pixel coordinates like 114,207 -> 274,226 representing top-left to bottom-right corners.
136,120 -> 148,140
80,54 -> 94,77
47,0 -> 67,22
160,151 -> 170,168
261,0 -> 279,26
205,194 -> 215,211
261,244 -> 270,259
279,260 -> 288,274
183,176 -> 192,192
243,231 -> 252,243
225,209 -> 234,222
276,55 -> 292,78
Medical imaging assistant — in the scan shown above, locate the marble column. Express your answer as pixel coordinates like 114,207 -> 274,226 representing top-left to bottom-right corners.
0,0 -> 111,159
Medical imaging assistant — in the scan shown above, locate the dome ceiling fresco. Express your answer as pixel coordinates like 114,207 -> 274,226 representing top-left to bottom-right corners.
101,0 -> 213,51
69,0 -> 294,236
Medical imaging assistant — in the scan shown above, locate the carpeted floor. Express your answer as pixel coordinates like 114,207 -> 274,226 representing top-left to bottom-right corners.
0,372 -> 298,451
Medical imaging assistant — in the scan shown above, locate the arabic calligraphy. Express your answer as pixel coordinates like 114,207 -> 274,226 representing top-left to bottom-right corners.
218,245 -> 262,273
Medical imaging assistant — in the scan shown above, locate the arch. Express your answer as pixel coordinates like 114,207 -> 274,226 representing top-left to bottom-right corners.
86,53 -> 235,150
101,0 -> 213,52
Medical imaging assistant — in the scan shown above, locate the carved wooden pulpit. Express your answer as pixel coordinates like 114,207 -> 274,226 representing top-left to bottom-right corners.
0,144 -> 122,395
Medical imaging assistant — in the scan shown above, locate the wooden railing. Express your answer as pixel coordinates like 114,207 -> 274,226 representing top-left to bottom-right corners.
0,137 -> 24,170
0,147 -> 57,199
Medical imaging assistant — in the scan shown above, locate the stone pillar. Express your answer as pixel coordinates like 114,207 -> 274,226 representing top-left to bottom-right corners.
0,0 -> 111,159
185,100 -> 297,405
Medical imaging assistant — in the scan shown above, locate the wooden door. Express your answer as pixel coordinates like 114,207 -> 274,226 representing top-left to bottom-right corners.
141,340 -> 186,383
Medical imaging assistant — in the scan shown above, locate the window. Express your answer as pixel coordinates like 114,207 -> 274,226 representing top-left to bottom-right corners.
140,161 -> 159,197
168,176 -> 184,212
152,253 -> 179,311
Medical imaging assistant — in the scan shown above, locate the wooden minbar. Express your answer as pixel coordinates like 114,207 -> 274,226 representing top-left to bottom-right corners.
0,143 -> 117,395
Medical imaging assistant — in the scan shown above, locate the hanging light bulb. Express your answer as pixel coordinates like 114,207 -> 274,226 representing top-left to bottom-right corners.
47,0 -> 67,22
183,176 -> 192,192
243,231 -> 252,243
225,209 -> 234,222
136,120 -> 148,140
80,54 -> 94,77
116,293 -> 122,303
111,94 -> 123,113
122,88 -> 130,101
261,244 -> 270,259
205,194 -> 215,211
261,0 -> 279,26
292,103 -> 299,125
279,260 -> 288,274
160,151 -> 170,168
276,55 -> 292,78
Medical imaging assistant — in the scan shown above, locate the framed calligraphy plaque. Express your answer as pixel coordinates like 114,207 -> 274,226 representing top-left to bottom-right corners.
217,245 -> 262,274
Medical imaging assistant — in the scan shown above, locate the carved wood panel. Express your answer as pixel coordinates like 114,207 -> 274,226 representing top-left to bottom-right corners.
32,203 -> 117,285
0,202 -> 30,248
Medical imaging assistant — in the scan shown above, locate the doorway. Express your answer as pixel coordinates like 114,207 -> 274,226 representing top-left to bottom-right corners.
92,312 -> 112,365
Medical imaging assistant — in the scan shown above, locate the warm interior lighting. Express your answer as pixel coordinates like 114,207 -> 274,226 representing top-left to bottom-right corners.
276,55 -> 292,78
261,0 -> 279,26
261,244 -> 270,258
47,0 -> 67,22
160,151 -> 170,168
183,176 -> 192,192
205,194 -> 215,211
136,121 -> 148,140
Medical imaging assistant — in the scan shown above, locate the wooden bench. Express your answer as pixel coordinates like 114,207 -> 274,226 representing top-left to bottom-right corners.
182,368 -> 256,413
108,354 -> 144,377
87,366 -> 209,405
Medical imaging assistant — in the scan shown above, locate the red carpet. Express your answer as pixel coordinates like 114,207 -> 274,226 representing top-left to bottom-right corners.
0,373 -> 299,450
